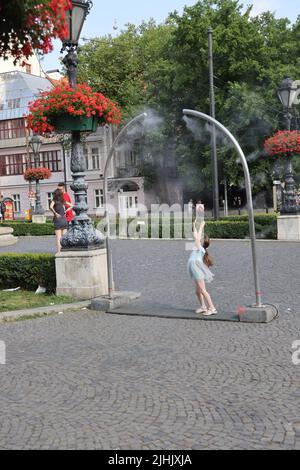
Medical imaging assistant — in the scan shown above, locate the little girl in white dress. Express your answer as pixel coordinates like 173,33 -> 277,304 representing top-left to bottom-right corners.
187,221 -> 217,316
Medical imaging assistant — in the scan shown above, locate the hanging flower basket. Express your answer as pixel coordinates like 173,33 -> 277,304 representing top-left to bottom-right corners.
264,130 -> 300,158
0,0 -> 72,64
24,168 -> 52,182
26,83 -> 122,135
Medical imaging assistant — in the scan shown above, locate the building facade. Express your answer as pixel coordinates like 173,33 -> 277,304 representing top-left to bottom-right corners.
0,57 -> 145,219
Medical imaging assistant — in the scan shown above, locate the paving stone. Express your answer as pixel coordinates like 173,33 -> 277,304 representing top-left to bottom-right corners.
0,239 -> 299,449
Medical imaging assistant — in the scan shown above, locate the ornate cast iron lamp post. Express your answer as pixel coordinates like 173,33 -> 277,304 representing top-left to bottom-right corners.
29,134 -> 45,215
60,0 -> 104,250
278,78 -> 299,215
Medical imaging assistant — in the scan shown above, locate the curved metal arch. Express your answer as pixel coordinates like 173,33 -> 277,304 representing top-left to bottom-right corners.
103,113 -> 147,297
183,109 -> 263,308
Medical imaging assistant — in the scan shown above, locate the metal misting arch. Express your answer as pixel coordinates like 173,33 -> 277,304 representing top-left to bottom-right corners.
183,109 -> 263,308
103,113 -> 147,298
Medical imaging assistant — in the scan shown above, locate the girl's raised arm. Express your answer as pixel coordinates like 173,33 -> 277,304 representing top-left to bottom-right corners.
193,221 -> 205,248
198,221 -> 206,240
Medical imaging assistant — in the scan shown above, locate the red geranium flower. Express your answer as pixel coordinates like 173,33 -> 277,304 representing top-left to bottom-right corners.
264,130 -> 300,157
0,1 -> 72,64
26,82 -> 122,135
24,168 -> 52,181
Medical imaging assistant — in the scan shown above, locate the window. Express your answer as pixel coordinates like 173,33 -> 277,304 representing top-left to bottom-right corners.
0,119 -> 26,140
92,147 -> 100,170
84,148 -> 89,170
40,151 -> 61,172
13,194 -> 21,213
25,63 -> 32,74
0,157 -> 5,176
47,193 -> 54,210
5,154 -> 26,176
130,150 -> 137,166
7,98 -> 21,110
0,150 -> 61,176
94,189 -> 104,208
129,140 -> 140,167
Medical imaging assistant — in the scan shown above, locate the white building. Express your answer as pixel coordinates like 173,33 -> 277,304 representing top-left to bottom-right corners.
0,54 -> 45,77
0,55 -> 145,219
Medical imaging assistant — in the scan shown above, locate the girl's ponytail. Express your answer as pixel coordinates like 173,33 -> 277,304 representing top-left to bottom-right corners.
204,249 -> 213,268
203,235 -> 214,267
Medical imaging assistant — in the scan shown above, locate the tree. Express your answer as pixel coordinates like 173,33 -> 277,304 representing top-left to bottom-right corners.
165,0 -> 300,200
78,21 -> 174,118
0,0 -> 71,63
77,0 -> 300,203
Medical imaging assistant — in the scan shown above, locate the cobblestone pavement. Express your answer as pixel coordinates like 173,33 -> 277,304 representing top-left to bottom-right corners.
0,239 -> 299,449
0,236 -> 56,254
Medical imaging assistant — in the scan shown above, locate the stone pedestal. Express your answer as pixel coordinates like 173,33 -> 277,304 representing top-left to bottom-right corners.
32,215 -> 47,224
56,249 -> 109,301
278,215 -> 300,241
0,227 -> 18,247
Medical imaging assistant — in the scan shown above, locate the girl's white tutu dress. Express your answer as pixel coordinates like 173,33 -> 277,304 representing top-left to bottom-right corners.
187,246 -> 214,283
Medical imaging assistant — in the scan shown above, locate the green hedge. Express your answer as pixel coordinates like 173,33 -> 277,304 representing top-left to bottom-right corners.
3,214 -> 278,239
3,223 -> 55,236
204,221 -> 250,239
222,214 -> 278,225
0,254 -> 56,293
118,219 -> 277,240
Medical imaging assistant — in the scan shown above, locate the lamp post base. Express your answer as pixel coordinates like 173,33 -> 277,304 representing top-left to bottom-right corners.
281,157 -> 299,215
61,221 -> 105,251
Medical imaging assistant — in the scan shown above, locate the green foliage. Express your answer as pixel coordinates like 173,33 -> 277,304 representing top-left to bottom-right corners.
136,161 -> 158,189
77,0 -> 300,200
0,254 -> 56,293
223,214 -> 277,225
204,221 -> 250,239
3,223 -> 55,236
78,21 -> 174,118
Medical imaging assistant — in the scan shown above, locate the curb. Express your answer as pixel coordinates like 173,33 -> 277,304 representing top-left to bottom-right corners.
0,300 -> 92,323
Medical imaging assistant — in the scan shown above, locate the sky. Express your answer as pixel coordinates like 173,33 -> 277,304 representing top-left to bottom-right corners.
42,0 -> 299,72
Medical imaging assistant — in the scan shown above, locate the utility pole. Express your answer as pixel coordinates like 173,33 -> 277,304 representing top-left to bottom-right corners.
208,27 -> 220,220
224,177 -> 229,217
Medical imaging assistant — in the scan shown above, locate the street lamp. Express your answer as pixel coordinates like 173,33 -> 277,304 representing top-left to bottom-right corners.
64,0 -> 91,45
278,77 -> 298,131
29,134 -> 44,215
277,77 -> 299,214
208,27 -> 220,221
60,0 -> 104,251
62,0 -> 92,86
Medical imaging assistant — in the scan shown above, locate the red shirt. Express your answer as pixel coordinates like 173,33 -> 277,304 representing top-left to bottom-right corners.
64,193 -> 74,222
